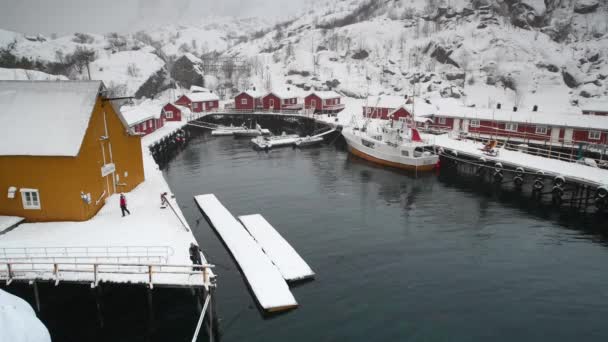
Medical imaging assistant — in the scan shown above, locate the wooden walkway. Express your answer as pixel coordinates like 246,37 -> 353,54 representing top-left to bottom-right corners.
194,194 -> 298,313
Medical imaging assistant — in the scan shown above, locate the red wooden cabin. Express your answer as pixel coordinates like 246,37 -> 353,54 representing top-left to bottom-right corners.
262,89 -> 302,111
235,90 -> 263,111
162,103 -> 182,122
305,91 -> 345,113
362,95 -> 411,120
175,92 -> 220,113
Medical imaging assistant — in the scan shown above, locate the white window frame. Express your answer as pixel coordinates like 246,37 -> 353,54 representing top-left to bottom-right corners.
21,188 -> 41,210
437,117 -> 446,125
241,98 -> 248,105
470,119 -> 480,128
535,125 -> 547,134
589,130 -> 601,140
193,102 -> 199,109
148,120 -> 152,129
366,107 -> 372,115
165,110 -> 173,119
269,99 -> 275,107
505,123 -> 518,132
311,99 -> 316,108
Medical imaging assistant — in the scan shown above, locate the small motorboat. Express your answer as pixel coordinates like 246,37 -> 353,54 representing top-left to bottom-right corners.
294,136 -> 324,148
211,124 -> 244,136
233,123 -> 271,137
251,132 -> 299,149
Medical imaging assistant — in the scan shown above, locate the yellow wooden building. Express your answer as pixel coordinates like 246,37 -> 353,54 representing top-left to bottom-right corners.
0,80 -> 145,222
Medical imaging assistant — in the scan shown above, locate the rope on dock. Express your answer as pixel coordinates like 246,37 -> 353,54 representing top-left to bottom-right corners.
191,293 -> 211,342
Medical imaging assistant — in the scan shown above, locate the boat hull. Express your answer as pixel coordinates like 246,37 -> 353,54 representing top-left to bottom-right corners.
343,130 -> 438,172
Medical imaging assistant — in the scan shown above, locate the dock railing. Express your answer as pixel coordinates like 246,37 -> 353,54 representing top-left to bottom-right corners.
0,245 -> 174,262
0,260 -> 215,289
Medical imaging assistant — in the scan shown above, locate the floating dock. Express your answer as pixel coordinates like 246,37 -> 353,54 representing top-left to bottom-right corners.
194,194 -> 297,313
238,214 -> 315,282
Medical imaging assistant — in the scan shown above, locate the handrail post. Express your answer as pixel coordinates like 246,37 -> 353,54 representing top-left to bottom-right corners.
7,263 -> 14,285
53,263 -> 60,286
148,265 -> 153,289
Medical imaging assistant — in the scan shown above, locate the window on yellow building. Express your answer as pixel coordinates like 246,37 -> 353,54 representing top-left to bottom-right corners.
21,189 -> 41,210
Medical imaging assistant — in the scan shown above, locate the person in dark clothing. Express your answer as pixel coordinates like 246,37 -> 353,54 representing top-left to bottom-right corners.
189,243 -> 202,271
120,194 -> 131,217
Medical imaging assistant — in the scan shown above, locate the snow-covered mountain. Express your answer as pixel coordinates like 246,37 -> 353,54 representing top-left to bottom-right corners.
0,0 -> 606,113
0,16 -> 271,98
225,0 -> 608,113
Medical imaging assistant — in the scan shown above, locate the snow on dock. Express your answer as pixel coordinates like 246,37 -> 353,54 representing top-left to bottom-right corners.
238,214 -> 314,282
0,216 -> 24,235
432,134 -> 608,187
194,194 -> 298,312
0,120 -> 213,288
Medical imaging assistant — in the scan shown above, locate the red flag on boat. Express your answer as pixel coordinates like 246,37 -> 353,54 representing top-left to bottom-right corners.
411,128 -> 422,142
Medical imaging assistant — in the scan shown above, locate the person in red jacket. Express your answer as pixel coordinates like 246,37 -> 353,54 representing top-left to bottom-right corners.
120,194 -> 131,217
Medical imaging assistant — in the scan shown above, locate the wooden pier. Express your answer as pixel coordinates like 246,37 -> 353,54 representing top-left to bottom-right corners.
433,135 -> 608,213
194,194 -> 298,313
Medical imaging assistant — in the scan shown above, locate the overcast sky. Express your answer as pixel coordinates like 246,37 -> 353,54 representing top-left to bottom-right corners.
0,0 -> 313,35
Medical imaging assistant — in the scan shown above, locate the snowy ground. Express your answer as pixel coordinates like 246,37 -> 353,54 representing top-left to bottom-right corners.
0,289 -> 50,342
0,120 -> 211,287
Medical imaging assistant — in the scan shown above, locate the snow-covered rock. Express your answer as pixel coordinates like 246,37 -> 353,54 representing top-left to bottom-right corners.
0,290 -> 50,342
89,50 -> 165,96
574,0 -> 600,14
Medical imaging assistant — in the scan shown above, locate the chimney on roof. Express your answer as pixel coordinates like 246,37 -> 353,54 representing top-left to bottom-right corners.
497,103 -> 501,110
287,87 -> 291,91
513,106 -> 518,112
404,94 -> 408,99
533,105 -> 538,112
253,86 -> 256,91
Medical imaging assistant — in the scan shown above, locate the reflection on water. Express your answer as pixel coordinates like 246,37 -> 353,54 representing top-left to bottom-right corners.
162,130 -> 608,342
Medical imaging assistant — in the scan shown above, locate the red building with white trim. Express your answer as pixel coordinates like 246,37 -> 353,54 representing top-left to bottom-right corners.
121,102 -> 165,136
581,101 -> 608,116
235,90 -> 263,111
262,89 -> 302,111
175,92 -> 220,113
305,91 -> 345,113
425,105 -> 608,145
362,95 -> 412,120
162,103 -> 183,122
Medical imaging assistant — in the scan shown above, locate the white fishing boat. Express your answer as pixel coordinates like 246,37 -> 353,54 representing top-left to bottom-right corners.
343,107 -> 438,171
294,136 -> 324,148
211,124 -> 245,136
234,123 -> 271,137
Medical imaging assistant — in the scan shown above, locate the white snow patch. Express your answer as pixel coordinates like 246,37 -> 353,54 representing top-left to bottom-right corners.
0,290 -> 50,342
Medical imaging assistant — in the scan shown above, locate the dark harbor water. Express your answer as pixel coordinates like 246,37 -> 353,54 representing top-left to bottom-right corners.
161,130 -> 608,342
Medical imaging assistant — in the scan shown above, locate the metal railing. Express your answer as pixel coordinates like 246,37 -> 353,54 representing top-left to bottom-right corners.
0,260 -> 214,289
0,245 -> 174,262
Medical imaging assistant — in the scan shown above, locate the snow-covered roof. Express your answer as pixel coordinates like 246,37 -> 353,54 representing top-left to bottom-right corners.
268,89 -> 298,99
121,100 -> 163,126
581,101 -> 608,113
240,89 -> 263,98
183,52 -> 202,64
190,85 -> 209,93
365,95 -> 407,109
186,92 -> 219,102
175,104 -> 192,115
0,80 -> 102,157
310,91 -> 341,99
434,106 -> 608,131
